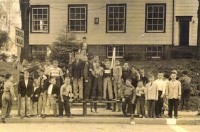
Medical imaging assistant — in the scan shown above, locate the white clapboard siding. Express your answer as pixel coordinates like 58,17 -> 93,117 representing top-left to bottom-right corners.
29,0 -> 198,46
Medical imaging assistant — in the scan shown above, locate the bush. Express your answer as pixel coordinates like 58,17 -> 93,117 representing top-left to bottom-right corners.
0,30 -> 9,48
0,53 -> 9,62
50,28 -> 79,67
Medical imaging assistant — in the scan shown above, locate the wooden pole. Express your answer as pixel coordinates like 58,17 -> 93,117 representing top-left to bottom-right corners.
17,46 -> 21,116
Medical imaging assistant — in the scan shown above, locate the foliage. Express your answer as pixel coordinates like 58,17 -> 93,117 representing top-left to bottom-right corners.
0,30 -> 9,48
49,28 -> 79,67
0,52 -> 9,62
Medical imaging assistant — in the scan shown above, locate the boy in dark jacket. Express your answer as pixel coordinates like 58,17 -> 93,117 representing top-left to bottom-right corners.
18,71 -> 34,119
31,79 -> 41,117
44,77 -> 59,117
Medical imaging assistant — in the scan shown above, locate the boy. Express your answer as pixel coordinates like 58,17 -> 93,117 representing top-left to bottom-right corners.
112,60 -> 122,112
139,69 -> 148,86
83,58 -> 93,101
37,69 -> 47,117
103,60 -> 113,100
113,60 -> 122,100
49,60 -> 64,88
91,62 -> 103,100
130,66 -> 140,87
121,79 -> 136,117
18,71 -> 34,119
60,77 -> 73,117
179,71 -> 192,111
166,73 -> 181,119
145,75 -> 158,118
1,74 -> 17,123
122,63 -> 132,83
44,77 -> 59,117
136,81 -> 146,118
44,60 -> 53,81
154,72 -> 165,118
31,79 -> 41,117
71,53 -> 84,101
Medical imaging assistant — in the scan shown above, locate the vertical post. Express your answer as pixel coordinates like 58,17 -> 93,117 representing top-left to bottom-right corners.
83,101 -> 87,116
17,46 -> 21,116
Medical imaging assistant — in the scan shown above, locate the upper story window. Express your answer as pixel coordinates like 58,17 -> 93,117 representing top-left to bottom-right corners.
68,5 -> 87,32
146,4 -> 166,33
31,5 -> 49,33
106,4 -> 126,33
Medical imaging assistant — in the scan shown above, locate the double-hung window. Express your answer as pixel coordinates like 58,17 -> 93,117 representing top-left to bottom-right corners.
107,4 -> 126,33
146,4 -> 166,33
31,5 -> 49,33
68,5 -> 87,32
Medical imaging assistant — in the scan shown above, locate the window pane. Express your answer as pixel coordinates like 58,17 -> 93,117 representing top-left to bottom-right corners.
38,9 -> 42,14
158,25 -> 163,30
119,7 -> 124,12
148,13 -> 153,18
70,14 -> 75,19
76,8 -> 80,13
159,13 -> 163,18
43,9 -> 47,14
159,6 -> 164,12
153,6 -> 158,12
109,13 -> 113,18
148,6 -> 152,12
33,9 -> 37,14
81,8 -> 85,13
109,25 -> 113,31
70,8 -> 75,13
119,13 -> 124,18
109,7 -> 113,12
147,25 -> 153,30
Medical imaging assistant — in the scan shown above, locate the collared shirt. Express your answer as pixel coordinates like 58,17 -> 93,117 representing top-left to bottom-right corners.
60,84 -> 72,97
154,79 -> 165,94
34,86 -> 39,92
166,80 -> 181,99
47,84 -> 53,95
25,79 -> 28,88
50,67 -> 64,77
3,81 -> 15,97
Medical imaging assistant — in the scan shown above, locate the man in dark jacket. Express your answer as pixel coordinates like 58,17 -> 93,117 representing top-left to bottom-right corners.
18,71 -> 34,119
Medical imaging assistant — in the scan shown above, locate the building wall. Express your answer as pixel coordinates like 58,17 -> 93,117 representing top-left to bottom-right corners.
174,0 -> 198,46
29,0 -> 179,46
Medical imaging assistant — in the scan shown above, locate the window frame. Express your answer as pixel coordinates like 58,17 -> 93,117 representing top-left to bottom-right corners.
106,4 -> 127,33
145,46 -> 164,59
30,5 -> 50,33
107,45 -> 124,58
145,3 -> 166,33
68,4 -> 88,33
31,45 -> 48,57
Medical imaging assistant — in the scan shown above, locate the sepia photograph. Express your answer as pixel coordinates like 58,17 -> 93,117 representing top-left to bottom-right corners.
0,0 -> 200,132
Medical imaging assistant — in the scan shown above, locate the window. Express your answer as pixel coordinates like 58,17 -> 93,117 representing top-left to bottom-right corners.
32,45 -> 47,58
146,46 -> 163,58
31,5 -> 49,33
107,46 -> 124,58
68,5 -> 87,32
106,4 -> 126,33
146,4 -> 166,33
